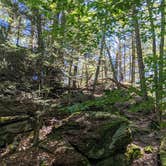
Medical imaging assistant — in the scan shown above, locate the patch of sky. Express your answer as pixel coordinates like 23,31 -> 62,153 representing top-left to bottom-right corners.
22,19 -> 31,36
0,19 -> 9,28
44,23 -> 51,31
12,0 -> 18,3
12,0 -> 28,13
18,3 -> 28,13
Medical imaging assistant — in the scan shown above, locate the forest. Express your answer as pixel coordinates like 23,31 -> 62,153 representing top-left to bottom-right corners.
0,0 -> 165,165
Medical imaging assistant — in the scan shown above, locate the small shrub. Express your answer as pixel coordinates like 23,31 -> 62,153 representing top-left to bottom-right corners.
126,144 -> 144,163
144,146 -> 153,153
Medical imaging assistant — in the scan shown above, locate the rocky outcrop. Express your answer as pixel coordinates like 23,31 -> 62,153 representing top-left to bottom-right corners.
51,112 -> 131,158
1,112 -> 132,165
0,116 -> 33,148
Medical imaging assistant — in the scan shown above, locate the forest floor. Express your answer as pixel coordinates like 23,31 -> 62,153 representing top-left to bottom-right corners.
0,85 -> 165,166
126,112 -> 160,165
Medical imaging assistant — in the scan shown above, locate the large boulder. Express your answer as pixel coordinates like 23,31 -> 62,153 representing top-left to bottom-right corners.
1,112 -> 132,166
50,112 -> 132,164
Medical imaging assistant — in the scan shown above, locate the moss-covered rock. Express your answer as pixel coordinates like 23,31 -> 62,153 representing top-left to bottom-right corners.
1,112 -> 132,165
51,112 -> 132,162
0,118 -> 32,148
96,154 -> 128,166
51,145 -> 90,166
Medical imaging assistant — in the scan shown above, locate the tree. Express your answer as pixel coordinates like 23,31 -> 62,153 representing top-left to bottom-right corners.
146,0 -> 159,110
133,6 -> 148,100
131,31 -> 136,84
92,31 -> 105,94
158,0 -> 165,121
105,42 -> 119,86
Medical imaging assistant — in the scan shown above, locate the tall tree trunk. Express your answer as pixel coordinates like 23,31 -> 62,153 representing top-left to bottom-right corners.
104,60 -> 108,79
72,60 -> 78,88
101,60 -> 104,85
119,41 -> 123,82
30,17 -> 35,51
85,62 -> 91,90
16,16 -> 21,46
146,0 -> 159,110
115,52 -> 119,81
158,0 -> 165,121
133,7 -> 148,100
105,43 -> 120,88
80,62 -> 84,87
123,40 -> 126,82
68,59 -> 73,88
131,32 -> 136,84
36,10 -> 44,53
92,33 -> 105,94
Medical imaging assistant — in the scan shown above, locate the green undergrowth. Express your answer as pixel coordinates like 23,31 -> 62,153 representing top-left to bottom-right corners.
60,89 -> 131,113
60,88 -> 154,114
128,97 -> 154,113
126,144 -> 144,164
144,146 -> 154,153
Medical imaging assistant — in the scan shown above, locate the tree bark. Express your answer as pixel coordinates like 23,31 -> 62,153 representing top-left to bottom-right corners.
131,31 -> 136,84
115,52 -> 119,81
158,0 -> 165,121
92,33 -> 105,94
30,16 -> 35,51
68,59 -> 73,88
72,59 -> 78,88
35,9 -> 44,53
123,40 -> 126,82
119,41 -> 123,82
16,16 -> 22,46
133,7 -> 148,100
146,0 -> 159,110
105,43 -> 120,88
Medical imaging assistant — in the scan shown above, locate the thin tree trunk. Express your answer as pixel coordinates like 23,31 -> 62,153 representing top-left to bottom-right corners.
115,52 -> 119,81
133,7 -> 148,100
101,60 -> 104,85
158,0 -> 165,121
16,16 -> 21,46
123,40 -> 126,82
68,59 -> 73,87
72,60 -> 78,88
105,43 -> 120,88
92,33 -> 105,94
80,62 -> 84,87
33,114 -> 41,146
131,32 -> 136,84
119,41 -> 123,82
30,17 -> 35,51
104,60 -> 108,79
36,10 -> 44,53
85,62 -> 90,90
146,0 -> 159,111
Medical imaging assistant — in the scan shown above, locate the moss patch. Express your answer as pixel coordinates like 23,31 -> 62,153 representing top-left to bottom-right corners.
144,146 -> 154,153
126,144 -> 144,163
